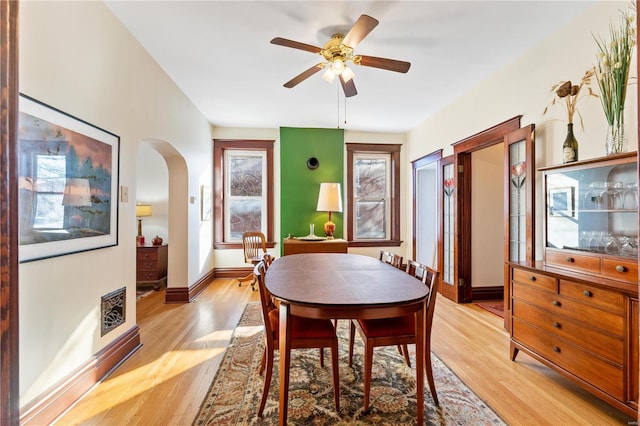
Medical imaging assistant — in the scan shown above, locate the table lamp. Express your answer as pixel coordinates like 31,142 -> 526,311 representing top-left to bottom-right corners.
136,203 -> 152,245
316,182 -> 342,239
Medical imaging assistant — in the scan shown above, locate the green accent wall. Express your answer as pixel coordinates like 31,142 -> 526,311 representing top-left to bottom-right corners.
280,127 -> 344,255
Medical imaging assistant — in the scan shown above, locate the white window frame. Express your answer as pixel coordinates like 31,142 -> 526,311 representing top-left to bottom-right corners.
223,149 -> 267,242
353,152 -> 391,240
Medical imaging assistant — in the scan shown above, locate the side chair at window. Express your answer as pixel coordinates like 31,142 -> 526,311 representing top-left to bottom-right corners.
237,231 -> 267,291
254,260 -> 340,417
348,259 -> 440,410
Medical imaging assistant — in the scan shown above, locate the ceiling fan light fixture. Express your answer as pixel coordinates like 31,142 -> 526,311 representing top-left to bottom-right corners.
341,66 -> 355,82
322,67 -> 336,83
331,59 -> 345,74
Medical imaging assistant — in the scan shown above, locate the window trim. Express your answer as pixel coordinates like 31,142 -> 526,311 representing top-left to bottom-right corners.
346,143 -> 401,247
213,139 -> 274,249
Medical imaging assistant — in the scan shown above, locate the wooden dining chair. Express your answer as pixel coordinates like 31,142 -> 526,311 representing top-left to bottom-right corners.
254,260 -> 340,417
379,250 -> 403,269
348,259 -> 440,410
237,231 -> 267,291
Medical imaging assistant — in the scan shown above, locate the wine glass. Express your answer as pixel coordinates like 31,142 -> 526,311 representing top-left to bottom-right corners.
604,181 -> 624,209
587,182 -> 606,209
622,182 -> 639,210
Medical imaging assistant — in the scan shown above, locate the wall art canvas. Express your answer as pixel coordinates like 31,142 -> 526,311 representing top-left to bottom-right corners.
18,94 -> 120,262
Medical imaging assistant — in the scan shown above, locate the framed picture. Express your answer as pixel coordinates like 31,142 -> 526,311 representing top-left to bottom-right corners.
201,185 -> 212,221
18,94 -> 120,262
549,186 -> 575,217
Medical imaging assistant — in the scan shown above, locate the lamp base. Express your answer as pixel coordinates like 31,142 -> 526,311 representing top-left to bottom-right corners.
136,235 -> 145,246
324,220 -> 335,239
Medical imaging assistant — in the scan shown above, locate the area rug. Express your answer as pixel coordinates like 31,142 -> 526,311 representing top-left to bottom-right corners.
193,302 -> 505,425
475,301 -> 504,319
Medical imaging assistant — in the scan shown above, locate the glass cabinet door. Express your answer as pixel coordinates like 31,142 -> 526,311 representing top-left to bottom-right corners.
544,154 -> 638,259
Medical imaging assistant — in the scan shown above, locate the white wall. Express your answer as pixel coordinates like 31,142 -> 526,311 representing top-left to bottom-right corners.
18,2 -> 213,405
471,144 -> 504,287
406,0 -> 637,261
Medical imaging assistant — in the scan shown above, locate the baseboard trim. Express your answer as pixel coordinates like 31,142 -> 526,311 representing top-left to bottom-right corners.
471,286 -> 504,301
165,269 -> 216,303
20,326 -> 141,426
214,266 -> 252,279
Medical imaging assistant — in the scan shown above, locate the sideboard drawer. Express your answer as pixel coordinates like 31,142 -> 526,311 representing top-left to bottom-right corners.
602,258 -> 639,284
560,279 -> 625,315
545,250 -> 600,275
512,268 -> 557,292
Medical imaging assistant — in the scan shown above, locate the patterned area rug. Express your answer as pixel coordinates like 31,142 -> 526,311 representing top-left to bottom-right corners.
193,302 -> 505,425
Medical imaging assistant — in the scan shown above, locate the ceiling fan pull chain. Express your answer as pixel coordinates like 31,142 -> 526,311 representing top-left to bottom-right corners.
344,96 -> 347,126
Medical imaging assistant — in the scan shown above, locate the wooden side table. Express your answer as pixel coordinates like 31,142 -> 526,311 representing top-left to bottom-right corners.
282,238 -> 348,256
136,244 -> 168,290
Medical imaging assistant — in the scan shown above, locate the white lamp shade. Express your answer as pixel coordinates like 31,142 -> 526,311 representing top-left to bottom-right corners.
136,204 -> 153,217
316,183 -> 343,212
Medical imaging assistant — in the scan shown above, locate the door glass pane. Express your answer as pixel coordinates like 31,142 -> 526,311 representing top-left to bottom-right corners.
509,140 -> 526,261
443,163 -> 454,285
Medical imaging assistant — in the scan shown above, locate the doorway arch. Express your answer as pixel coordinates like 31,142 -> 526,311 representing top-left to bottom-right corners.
137,138 -> 188,302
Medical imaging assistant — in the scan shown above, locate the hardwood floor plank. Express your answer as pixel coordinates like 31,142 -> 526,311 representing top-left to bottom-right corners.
53,279 -> 633,425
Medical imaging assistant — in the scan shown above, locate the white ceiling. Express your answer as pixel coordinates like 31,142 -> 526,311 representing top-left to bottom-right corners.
105,1 -> 597,133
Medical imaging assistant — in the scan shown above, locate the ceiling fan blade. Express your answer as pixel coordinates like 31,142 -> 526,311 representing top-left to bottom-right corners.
283,63 -> 324,88
339,75 -> 357,98
271,37 -> 322,54
342,15 -> 379,48
358,55 -> 411,73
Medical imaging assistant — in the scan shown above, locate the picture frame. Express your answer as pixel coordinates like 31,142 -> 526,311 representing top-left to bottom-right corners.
201,185 -> 212,221
549,186 -> 575,217
18,94 -> 120,262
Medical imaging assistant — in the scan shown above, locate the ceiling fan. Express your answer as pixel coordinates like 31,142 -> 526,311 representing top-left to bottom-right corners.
271,14 -> 411,98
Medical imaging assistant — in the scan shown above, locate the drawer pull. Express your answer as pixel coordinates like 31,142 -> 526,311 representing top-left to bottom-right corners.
528,276 -> 536,281
552,300 -> 561,307
553,346 -> 561,353
565,257 -> 574,263
552,322 -> 561,328
583,290 -> 593,297
615,265 -> 627,273
144,254 -> 150,259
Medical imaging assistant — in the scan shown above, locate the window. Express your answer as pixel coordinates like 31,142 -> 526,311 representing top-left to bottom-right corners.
346,143 -> 401,247
213,139 -> 274,249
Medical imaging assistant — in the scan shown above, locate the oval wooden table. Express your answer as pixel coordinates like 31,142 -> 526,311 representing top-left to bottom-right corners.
265,253 -> 429,425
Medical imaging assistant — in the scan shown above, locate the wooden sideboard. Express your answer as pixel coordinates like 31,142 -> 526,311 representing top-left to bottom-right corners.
282,238 -> 348,256
136,244 -> 168,290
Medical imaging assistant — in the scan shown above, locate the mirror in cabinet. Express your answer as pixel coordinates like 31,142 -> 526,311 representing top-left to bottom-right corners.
541,152 -> 638,266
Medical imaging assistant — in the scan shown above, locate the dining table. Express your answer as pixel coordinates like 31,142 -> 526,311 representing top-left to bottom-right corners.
265,252 -> 429,425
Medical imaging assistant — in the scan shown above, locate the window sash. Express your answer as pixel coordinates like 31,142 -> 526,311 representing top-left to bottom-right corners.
353,152 -> 391,240
223,150 -> 266,242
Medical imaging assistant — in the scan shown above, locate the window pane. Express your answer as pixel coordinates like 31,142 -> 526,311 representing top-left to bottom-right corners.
229,199 -> 262,240
356,200 -> 385,239
229,156 -> 262,197
355,158 -> 386,198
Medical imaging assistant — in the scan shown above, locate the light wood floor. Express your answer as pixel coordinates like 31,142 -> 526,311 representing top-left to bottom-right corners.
54,278 -> 634,425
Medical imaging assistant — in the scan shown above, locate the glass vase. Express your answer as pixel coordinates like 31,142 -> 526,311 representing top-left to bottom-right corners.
605,122 -> 627,155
